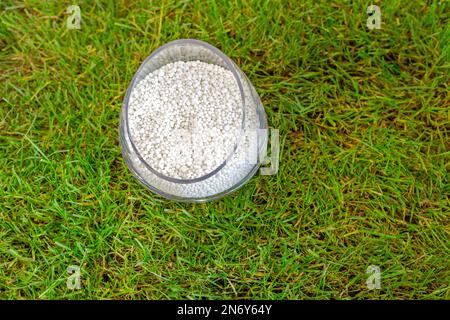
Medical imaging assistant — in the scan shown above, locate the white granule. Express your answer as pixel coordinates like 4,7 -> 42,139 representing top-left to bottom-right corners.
125,60 -> 262,199
128,61 -> 243,180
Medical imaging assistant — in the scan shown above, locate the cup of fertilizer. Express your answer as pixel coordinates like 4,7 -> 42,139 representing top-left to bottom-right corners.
119,39 -> 268,202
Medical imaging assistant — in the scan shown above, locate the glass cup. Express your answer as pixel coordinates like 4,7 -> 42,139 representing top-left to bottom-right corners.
119,39 -> 268,202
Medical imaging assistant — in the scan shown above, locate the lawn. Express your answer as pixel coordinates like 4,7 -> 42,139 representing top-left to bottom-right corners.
0,0 -> 449,299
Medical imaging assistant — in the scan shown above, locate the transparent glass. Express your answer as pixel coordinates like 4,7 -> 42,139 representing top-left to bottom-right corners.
119,39 -> 268,202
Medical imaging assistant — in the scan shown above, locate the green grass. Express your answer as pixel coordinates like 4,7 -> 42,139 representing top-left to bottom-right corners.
0,0 -> 449,299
